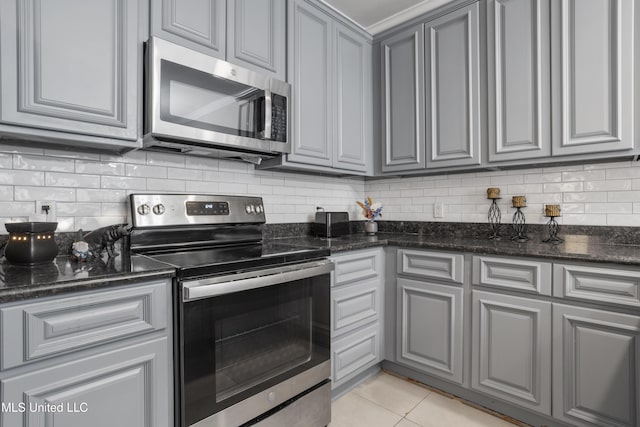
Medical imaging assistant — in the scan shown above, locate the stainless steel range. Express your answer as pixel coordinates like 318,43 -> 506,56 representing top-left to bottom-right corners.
128,194 -> 332,427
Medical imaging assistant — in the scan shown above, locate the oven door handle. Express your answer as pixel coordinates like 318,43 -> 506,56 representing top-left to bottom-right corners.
182,259 -> 334,301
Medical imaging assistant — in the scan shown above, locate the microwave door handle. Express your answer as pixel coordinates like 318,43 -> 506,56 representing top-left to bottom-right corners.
263,89 -> 272,140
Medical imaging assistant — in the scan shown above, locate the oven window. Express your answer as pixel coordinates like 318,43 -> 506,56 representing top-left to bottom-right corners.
181,274 -> 330,426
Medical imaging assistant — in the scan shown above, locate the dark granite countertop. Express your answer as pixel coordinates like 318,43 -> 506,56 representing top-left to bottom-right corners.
270,229 -> 640,266
0,252 -> 175,304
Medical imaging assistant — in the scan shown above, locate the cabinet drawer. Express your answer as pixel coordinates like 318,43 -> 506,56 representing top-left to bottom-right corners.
553,264 -> 640,308
332,249 -> 382,286
331,323 -> 380,387
473,256 -> 552,295
397,249 -> 464,284
333,281 -> 381,338
1,280 -> 169,370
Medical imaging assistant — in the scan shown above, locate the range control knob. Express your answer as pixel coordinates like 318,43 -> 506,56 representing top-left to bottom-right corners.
256,205 -> 264,214
137,204 -> 151,215
245,205 -> 255,214
152,204 -> 165,215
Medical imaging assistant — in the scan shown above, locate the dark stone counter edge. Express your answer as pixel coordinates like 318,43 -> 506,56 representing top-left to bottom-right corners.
0,268 -> 175,305
282,234 -> 640,267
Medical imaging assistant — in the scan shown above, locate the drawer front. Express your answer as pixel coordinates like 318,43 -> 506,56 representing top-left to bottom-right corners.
397,249 -> 464,284
1,280 -> 169,370
332,323 -> 380,387
332,249 -> 382,286
554,264 -> 640,308
473,256 -> 552,295
333,281 -> 381,338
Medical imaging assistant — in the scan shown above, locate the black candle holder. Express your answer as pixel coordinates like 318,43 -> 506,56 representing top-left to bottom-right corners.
543,216 -> 564,244
511,207 -> 528,242
488,198 -> 501,239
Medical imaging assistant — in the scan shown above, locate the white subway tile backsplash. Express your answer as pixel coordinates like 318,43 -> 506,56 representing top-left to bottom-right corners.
584,179 -> 632,192
1,147 -> 640,232
147,178 -> 186,192
77,189 -> 126,203
15,186 -> 75,202
101,176 -> 147,190
0,170 -> 44,186
0,154 -> 12,169
146,152 -> 186,168
76,160 -> 125,176
46,172 -> 100,188
0,186 -> 12,200
14,154 -> 75,172
126,164 -> 167,178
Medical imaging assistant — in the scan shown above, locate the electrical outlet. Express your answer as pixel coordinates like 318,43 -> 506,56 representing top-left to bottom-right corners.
34,201 -> 57,222
434,202 -> 444,218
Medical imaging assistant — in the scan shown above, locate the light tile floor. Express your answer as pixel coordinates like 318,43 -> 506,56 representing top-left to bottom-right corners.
330,372 -> 524,427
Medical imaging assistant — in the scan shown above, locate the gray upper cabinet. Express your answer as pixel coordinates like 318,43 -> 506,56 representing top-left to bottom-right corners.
151,0 -> 285,79
151,0 -> 225,58
472,291 -> 552,415
381,25 -> 426,172
259,0 -> 372,175
424,2 -> 482,168
0,0 -> 143,146
553,303 -> 640,427
551,0 -> 634,156
487,0 -> 551,162
227,0 -> 286,80
332,21 -> 371,173
286,0 -> 333,167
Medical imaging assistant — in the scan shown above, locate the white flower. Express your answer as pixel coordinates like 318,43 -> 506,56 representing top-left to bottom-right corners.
371,202 -> 382,210
72,241 -> 90,253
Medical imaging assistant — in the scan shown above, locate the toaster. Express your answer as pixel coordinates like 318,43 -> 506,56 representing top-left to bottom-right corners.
314,211 -> 350,238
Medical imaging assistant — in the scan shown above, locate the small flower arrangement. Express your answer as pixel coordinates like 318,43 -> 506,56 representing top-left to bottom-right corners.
357,197 -> 383,221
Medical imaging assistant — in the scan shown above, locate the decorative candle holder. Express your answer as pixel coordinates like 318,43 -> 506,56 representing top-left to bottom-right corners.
543,204 -> 563,244
486,188 -> 501,239
511,196 -> 528,242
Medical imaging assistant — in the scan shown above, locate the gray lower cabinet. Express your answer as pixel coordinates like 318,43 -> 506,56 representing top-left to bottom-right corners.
151,0 -> 285,79
330,249 -> 384,389
260,0 -> 372,175
396,277 -> 463,384
553,303 -> 640,427
0,0 -> 144,148
0,337 -> 170,427
471,290 -> 552,415
0,279 -> 172,427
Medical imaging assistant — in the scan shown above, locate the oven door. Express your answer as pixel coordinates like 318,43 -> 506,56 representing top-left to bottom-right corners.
179,260 -> 333,427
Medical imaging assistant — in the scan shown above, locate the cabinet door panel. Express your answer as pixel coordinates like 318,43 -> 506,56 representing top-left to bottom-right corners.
551,0 -> 633,155
0,0 -> 139,140
227,0 -> 285,80
553,304 -> 640,427
287,0 -> 332,166
152,0 -> 225,58
333,22 -> 371,172
488,0 -> 551,162
397,278 -> 463,384
0,338 -> 170,427
381,26 -> 426,172
425,3 -> 481,168
472,291 -> 551,415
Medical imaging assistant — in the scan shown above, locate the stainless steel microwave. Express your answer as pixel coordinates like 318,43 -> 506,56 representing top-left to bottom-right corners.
144,37 -> 291,163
